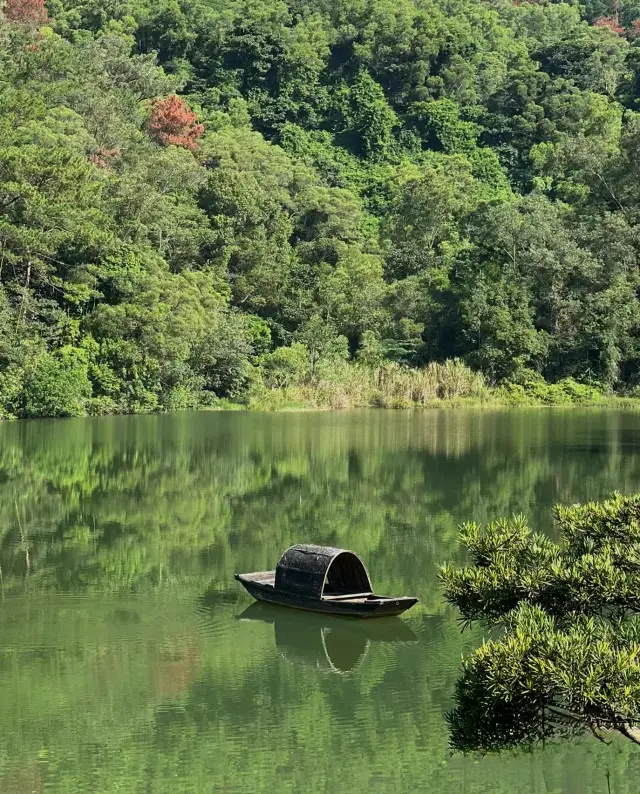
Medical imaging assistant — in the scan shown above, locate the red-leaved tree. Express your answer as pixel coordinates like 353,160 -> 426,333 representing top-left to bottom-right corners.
630,18 -> 640,37
147,95 -> 204,152
593,15 -> 624,34
3,0 -> 48,24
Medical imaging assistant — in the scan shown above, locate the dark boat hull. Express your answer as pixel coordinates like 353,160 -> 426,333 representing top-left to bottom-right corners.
235,574 -> 418,618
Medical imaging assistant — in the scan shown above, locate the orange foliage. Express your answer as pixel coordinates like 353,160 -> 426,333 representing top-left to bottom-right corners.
3,0 -> 48,24
593,15 -> 624,34
147,95 -> 204,152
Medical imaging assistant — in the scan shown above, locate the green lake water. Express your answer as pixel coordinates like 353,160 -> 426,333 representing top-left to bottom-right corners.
2,409 -> 640,793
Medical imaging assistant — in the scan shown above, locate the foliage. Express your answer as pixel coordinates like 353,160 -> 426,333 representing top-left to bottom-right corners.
593,16 -> 625,35
3,0 -> 48,25
2,0 -> 640,414
500,368 -> 608,405
260,342 -> 309,389
441,493 -> 640,750
23,349 -> 92,417
147,94 -> 204,152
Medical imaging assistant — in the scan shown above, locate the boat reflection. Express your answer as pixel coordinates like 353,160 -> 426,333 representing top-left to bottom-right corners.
236,602 -> 417,674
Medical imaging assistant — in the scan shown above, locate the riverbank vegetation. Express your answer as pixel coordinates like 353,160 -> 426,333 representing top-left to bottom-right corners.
4,0 -> 640,416
441,493 -> 640,750
245,361 -> 639,410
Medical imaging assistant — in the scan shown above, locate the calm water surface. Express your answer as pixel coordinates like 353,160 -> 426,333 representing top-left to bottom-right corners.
1,409 -> 640,793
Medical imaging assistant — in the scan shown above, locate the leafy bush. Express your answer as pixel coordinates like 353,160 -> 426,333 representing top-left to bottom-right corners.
0,364 -> 24,419
260,344 -> 309,389
163,385 -> 201,412
85,396 -> 119,416
500,369 -> 606,405
23,350 -> 92,418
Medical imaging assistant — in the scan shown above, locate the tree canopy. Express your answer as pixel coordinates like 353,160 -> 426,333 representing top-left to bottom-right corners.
2,0 -> 640,414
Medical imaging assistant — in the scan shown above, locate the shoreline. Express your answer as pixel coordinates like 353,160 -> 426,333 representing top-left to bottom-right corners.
4,357 -> 636,420
3,394 -> 640,421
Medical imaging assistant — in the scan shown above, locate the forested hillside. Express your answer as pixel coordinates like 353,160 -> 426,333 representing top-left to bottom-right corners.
2,0 -> 640,416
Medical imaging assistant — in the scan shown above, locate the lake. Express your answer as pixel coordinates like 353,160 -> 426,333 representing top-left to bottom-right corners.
1,409 -> 640,793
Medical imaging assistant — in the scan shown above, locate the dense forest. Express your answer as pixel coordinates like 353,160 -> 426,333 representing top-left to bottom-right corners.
3,0 -> 640,416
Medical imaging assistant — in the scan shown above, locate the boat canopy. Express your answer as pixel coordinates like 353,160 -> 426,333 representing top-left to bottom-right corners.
275,544 -> 373,599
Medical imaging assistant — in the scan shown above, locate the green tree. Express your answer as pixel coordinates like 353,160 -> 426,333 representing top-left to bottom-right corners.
23,348 -> 92,417
441,493 -> 640,750
334,69 -> 398,160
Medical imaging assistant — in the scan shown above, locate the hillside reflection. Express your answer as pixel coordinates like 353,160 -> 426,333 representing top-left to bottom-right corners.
1,410 -> 640,792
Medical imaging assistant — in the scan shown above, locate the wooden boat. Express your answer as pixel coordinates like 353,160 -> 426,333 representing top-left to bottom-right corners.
234,544 -> 418,618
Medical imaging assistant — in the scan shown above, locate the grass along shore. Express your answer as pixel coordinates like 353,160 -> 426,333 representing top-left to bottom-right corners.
234,361 -> 640,412
3,359 -> 639,419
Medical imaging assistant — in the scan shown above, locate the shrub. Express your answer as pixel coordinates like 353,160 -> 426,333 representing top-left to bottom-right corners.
500,368 -> 605,405
554,377 -> 605,404
23,350 -> 92,418
498,382 -> 534,406
86,396 -> 119,416
0,364 -> 24,419
260,343 -> 309,389
162,385 -> 200,411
